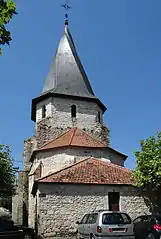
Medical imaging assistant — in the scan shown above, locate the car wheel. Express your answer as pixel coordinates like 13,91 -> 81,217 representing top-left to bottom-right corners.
147,233 -> 155,239
24,233 -> 32,239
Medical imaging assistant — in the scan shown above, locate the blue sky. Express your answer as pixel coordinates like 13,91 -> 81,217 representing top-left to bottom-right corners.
0,0 -> 161,171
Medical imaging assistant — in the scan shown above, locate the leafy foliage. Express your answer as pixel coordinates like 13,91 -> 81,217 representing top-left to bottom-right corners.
0,144 -> 16,197
134,132 -> 161,192
0,0 -> 17,54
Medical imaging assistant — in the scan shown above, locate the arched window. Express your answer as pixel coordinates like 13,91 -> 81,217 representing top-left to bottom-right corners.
42,105 -> 46,118
71,105 -> 76,118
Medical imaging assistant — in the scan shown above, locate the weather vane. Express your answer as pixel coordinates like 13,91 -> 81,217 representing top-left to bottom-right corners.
61,0 -> 72,25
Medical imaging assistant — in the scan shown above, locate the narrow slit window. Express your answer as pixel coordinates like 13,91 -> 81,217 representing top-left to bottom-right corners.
42,105 -> 46,118
40,162 -> 42,177
71,105 -> 76,118
98,111 -> 101,123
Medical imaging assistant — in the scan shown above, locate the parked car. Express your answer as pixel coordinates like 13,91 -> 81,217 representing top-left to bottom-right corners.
15,225 -> 35,239
76,210 -> 135,239
0,217 -> 24,239
0,216 -> 35,239
133,215 -> 161,239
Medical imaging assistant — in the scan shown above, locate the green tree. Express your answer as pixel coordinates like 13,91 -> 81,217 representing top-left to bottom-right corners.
0,144 -> 16,197
134,132 -> 161,193
0,0 -> 17,55
134,132 -> 161,212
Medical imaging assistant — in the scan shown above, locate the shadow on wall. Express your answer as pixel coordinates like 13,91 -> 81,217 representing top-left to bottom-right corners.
36,236 -> 43,239
23,202 -> 28,226
143,193 -> 161,214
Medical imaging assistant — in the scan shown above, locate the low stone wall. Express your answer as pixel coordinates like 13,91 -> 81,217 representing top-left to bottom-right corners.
36,184 -> 150,238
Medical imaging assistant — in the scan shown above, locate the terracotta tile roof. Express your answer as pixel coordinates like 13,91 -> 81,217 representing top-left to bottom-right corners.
37,158 -> 134,185
39,128 -> 107,151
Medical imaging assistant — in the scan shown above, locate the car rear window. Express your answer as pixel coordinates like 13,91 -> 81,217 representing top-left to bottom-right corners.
102,213 -> 131,225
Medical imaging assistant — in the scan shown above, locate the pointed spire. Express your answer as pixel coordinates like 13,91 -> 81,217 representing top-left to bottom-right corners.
31,22 -> 107,122
42,23 -> 95,98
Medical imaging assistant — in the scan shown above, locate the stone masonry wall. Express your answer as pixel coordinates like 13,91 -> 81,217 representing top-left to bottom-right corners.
120,188 -> 150,219
35,97 -> 110,148
36,97 -> 53,123
29,147 -> 125,179
36,118 -> 66,149
28,175 -> 36,228
12,171 -> 28,225
36,97 -> 103,128
12,136 -> 37,225
24,136 -> 37,171
37,184 -> 150,238
37,184 -> 106,237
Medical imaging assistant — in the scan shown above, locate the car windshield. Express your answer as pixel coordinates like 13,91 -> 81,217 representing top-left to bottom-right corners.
102,213 -> 131,225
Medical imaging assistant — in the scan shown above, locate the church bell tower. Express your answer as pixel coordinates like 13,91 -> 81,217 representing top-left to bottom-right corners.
31,18 -> 110,148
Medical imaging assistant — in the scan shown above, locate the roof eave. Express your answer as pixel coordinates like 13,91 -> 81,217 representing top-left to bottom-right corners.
35,145 -> 106,154
107,146 -> 128,160
30,146 -> 127,162
36,181 -> 134,186
31,92 -> 53,121
32,180 -> 135,195
29,145 -> 107,162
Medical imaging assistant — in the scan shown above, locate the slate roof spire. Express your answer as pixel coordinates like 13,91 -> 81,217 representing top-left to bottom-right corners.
42,21 -> 95,98
31,20 -> 107,121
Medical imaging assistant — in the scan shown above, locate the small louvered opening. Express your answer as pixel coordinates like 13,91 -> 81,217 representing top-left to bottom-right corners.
42,105 -> 46,118
71,105 -> 76,118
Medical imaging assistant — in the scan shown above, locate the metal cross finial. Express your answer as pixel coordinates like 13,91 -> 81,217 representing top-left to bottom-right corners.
61,1 -> 72,25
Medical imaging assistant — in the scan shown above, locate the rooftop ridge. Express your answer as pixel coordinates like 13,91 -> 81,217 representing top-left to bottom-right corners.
39,128 -> 73,150
75,127 -> 107,147
69,127 -> 76,145
39,127 -> 107,151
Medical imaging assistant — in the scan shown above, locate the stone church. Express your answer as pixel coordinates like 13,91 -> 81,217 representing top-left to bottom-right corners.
12,19 -> 150,238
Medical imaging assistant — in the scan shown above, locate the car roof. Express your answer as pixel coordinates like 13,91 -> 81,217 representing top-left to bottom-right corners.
135,215 -> 161,219
89,210 -> 127,214
137,215 -> 161,217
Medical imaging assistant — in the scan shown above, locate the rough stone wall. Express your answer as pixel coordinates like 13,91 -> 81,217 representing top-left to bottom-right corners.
12,172 -> 26,225
120,188 -> 150,219
36,184 -> 150,238
23,136 -> 37,220
87,123 -> 110,145
12,194 -> 18,223
36,117 -> 66,149
36,97 -> 103,128
35,97 -> 110,148
29,147 -> 125,178
24,136 -> 37,171
12,136 -> 37,225
36,97 -> 53,123
37,184 -> 106,237
28,175 -> 36,228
